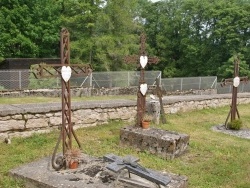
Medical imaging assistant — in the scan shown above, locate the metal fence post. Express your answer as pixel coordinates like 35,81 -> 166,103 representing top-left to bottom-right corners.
19,70 -> 22,89
199,77 -> 201,89
180,78 -> 183,91
90,73 -> 93,87
128,72 -> 130,87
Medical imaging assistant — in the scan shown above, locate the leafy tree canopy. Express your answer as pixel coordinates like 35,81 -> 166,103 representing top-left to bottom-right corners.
0,0 -> 249,79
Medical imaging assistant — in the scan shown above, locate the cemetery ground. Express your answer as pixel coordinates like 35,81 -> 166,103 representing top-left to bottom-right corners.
0,100 -> 250,188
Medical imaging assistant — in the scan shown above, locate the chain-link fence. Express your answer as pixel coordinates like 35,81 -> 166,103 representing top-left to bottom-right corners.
0,70 -> 161,90
161,76 -> 217,91
217,82 -> 250,94
1,70 -> 250,93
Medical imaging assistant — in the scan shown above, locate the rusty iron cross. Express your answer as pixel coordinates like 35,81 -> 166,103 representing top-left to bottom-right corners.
124,33 -> 159,127
221,56 -> 248,128
33,28 -> 92,170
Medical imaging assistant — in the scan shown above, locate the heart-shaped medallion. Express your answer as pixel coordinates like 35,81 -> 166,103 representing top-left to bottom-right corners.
61,66 -> 72,82
140,56 -> 148,68
140,83 -> 148,96
233,76 -> 240,87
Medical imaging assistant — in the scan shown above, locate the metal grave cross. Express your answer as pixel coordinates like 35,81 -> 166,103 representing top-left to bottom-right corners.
104,153 -> 170,186
221,56 -> 248,128
33,28 -> 92,170
124,33 -> 159,127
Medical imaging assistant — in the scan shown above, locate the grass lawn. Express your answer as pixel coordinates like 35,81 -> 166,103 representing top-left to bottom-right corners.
0,103 -> 249,188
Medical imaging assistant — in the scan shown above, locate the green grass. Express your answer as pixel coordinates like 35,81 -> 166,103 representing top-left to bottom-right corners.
0,105 -> 250,188
0,95 -> 136,104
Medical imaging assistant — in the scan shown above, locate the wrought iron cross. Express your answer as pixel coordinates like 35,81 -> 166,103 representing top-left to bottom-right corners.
124,33 -> 159,127
33,28 -> 92,170
221,56 -> 248,128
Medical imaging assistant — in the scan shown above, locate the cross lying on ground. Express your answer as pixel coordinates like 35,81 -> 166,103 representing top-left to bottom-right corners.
104,153 -> 171,187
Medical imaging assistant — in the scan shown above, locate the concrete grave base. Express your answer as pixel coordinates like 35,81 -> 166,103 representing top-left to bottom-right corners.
120,126 -> 190,159
9,153 -> 188,188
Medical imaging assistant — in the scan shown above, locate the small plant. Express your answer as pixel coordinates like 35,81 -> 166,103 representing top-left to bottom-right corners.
227,119 -> 243,130
64,148 -> 82,168
142,113 -> 153,122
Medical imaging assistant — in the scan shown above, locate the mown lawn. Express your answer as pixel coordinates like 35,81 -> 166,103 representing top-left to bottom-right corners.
0,104 -> 249,188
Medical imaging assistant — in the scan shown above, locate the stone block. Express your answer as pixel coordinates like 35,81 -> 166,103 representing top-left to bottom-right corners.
0,120 -> 25,132
120,126 -> 189,159
25,119 -> 48,129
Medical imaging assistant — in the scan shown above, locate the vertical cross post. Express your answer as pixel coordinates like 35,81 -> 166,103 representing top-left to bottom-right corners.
60,28 -> 72,154
32,28 -> 92,170
221,56 -> 248,128
124,33 -> 159,127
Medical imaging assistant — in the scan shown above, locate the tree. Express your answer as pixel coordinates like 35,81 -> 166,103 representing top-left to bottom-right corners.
0,0 -> 61,58
62,0 -> 142,71
142,0 -> 250,77
218,53 -> 250,79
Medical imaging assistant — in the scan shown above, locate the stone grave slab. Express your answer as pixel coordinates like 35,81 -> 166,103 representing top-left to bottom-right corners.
9,153 -> 188,188
120,126 -> 189,159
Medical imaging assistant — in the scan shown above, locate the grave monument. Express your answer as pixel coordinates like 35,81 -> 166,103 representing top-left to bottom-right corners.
33,28 -> 92,170
120,33 -> 190,159
221,56 -> 248,128
9,29 -> 188,188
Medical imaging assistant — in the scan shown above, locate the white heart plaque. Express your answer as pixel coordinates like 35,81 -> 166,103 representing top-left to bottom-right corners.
233,76 -> 240,87
140,83 -> 148,96
61,66 -> 72,82
140,56 -> 148,68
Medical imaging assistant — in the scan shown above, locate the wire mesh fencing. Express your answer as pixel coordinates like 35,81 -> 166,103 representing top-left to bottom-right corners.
161,76 -> 217,91
0,70 -> 161,90
90,71 -> 161,88
1,70 -> 250,93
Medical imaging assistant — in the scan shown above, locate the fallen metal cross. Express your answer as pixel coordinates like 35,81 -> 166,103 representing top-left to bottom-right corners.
221,56 -> 248,128
33,28 -> 92,170
104,153 -> 170,186
124,33 -> 159,127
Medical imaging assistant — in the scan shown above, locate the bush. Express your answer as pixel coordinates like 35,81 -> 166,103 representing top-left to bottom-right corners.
227,119 -> 243,130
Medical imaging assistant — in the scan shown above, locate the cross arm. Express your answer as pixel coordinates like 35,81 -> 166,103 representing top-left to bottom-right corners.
31,63 -> 93,78
148,57 -> 160,64
221,76 -> 248,87
124,55 -> 139,64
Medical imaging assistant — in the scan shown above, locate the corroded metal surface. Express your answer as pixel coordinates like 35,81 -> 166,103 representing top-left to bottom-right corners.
104,153 -> 171,186
124,33 -> 159,127
34,28 -> 92,170
221,57 -> 248,128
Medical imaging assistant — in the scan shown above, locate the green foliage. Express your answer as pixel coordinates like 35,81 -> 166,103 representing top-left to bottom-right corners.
143,0 -> 250,77
218,53 -> 250,79
0,0 -> 61,58
0,0 -> 249,77
227,119 -> 243,130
